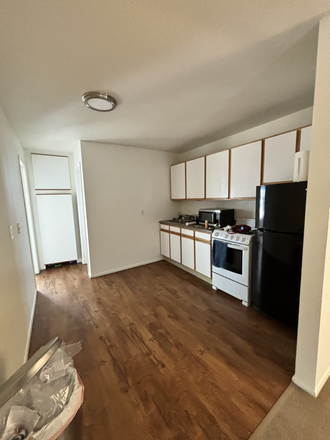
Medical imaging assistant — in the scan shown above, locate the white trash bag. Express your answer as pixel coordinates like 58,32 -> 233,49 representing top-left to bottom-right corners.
0,341 -> 84,440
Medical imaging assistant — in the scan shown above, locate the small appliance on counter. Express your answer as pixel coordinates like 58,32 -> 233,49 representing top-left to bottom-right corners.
251,181 -> 307,326
198,208 -> 234,228
170,214 -> 197,225
212,217 -> 255,306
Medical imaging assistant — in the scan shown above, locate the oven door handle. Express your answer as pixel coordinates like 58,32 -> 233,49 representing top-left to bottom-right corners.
227,244 -> 249,251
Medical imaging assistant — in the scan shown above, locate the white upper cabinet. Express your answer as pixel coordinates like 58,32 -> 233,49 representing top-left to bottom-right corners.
206,150 -> 229,199
32,154 -> 71,190
230,141 -> 262,198
186,157 -> 205,199
300,126 -> 312,151
170,162 -> 186,200
263,131 -> 297,184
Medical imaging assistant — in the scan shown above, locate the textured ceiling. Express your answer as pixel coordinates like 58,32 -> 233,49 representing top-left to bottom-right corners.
0,1 -> 329,153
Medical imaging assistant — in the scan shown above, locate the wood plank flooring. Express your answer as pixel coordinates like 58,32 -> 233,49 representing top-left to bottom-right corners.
29,261 -> 297,440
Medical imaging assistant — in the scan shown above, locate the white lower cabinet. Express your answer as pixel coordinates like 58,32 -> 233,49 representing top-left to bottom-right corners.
169,226 -> 181,263
181,235 -> 195,270
170,233 -> 181,263
194,231 -> 211,278
195,241 -> 211,278
160,224 -> 211,279
160,230 -> 170,258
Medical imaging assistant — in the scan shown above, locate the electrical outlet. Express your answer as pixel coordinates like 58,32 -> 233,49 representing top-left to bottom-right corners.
9,225 -> 14,240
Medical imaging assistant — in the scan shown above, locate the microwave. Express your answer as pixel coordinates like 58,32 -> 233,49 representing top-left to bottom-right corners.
198,208 -> 235,227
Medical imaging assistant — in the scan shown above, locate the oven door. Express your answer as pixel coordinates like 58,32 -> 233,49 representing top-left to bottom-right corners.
212,239 -> 250,286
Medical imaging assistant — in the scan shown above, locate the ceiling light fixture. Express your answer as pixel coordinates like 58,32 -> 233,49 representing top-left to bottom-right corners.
82,91 -> 117,112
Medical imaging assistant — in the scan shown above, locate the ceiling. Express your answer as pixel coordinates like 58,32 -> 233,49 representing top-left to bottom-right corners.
0,1 -> 329,153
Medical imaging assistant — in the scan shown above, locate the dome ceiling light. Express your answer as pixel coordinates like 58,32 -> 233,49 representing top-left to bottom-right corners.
82,91 -> 117,112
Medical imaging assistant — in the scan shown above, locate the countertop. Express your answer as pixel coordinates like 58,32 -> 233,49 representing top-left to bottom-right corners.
159,220 -> 213,234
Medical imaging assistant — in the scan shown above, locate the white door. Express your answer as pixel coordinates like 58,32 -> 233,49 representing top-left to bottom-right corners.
263,131 -> 297,183
36,194 -> 77,265
75,162 -> 88,265
181,235 -> 194,269
170,233 -> 181,263
170,162 -> 186,200
230,141 -> 262,198
300,126 -> 312,151
206,150 -> 229,199
160,230 -> 170,258
186,157 -> 205,199
195,240 -> 211,278
19,160 -> 40,274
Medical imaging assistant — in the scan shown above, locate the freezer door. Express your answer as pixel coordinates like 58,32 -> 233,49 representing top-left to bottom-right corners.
251,230 -> 303,326
256,181 -> 307,233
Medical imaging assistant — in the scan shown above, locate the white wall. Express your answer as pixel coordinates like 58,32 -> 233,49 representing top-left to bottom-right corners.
0,106 -> 36,384
81,141 -> 180,277
294,14 -> 330,397
179,107 -> 313,219
24,148 -> 82,270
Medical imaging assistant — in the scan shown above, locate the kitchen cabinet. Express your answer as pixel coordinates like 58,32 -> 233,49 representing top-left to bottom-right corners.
170,162 -> 186,200
230,141 -> 262,198
300,126 -> 312,151
32,154 -> 71,190
186,157 -> 205,199
170,226 -> 181,263
263,131 -> 297,184
206,150 -> 229,199
160,225 -> 170,258
181,229 -> 195,270
194,231 -> 211,278
36,194 -> 77,265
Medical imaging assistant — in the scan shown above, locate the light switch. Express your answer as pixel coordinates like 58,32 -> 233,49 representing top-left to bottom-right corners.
9,225 -> 14,239
17,223 -> 21,234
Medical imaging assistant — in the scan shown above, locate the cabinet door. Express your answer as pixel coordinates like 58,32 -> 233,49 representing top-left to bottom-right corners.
170,233 -> 181,263
170,163 -> 186,200
206,150 -> 229,199
264,131 -> 297,184
186,157 -> 205,199
300,126 -> 312,151
230,141 -> 262,198
160,230 -> 170,258
181,236 -> 195,269
36,194 -> 77,265
32,154 -> 71,190
195,240 -> 211,278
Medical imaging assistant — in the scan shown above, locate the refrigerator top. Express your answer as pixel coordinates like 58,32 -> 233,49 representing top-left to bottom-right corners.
256,181 -> 307,234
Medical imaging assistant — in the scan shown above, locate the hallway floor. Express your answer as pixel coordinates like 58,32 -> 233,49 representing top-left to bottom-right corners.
29,262 -> 296,440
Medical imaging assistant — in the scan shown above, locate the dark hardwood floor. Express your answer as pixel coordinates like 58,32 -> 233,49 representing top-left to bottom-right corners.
29,261 -> 297,440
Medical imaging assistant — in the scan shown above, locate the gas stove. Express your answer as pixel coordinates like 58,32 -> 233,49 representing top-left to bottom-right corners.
212,230 -> 254,245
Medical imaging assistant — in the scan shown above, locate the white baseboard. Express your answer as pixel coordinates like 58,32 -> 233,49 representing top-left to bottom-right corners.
24,288 -> 38,362
292,375 -> 316,396
293,364 -> 330,398
315,364 -> 330,397
90,258 -> 163,278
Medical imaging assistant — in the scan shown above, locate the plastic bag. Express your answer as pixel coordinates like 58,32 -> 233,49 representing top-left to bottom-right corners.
0,341 -> 83,440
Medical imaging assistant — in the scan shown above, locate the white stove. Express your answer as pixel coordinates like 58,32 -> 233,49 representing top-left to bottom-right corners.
212,228 -> 254,306
212,230 -> 253,245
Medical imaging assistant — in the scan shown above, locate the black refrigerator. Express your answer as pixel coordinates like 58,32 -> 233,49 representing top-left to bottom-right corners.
251,181 -> 307,326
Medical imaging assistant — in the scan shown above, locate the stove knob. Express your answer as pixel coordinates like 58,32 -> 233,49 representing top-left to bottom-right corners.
225,234 -> 228,238
215,232 -> 219,237
230,236 -> 234,239
236,236 -> 239,241
242,237 -> 246,242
